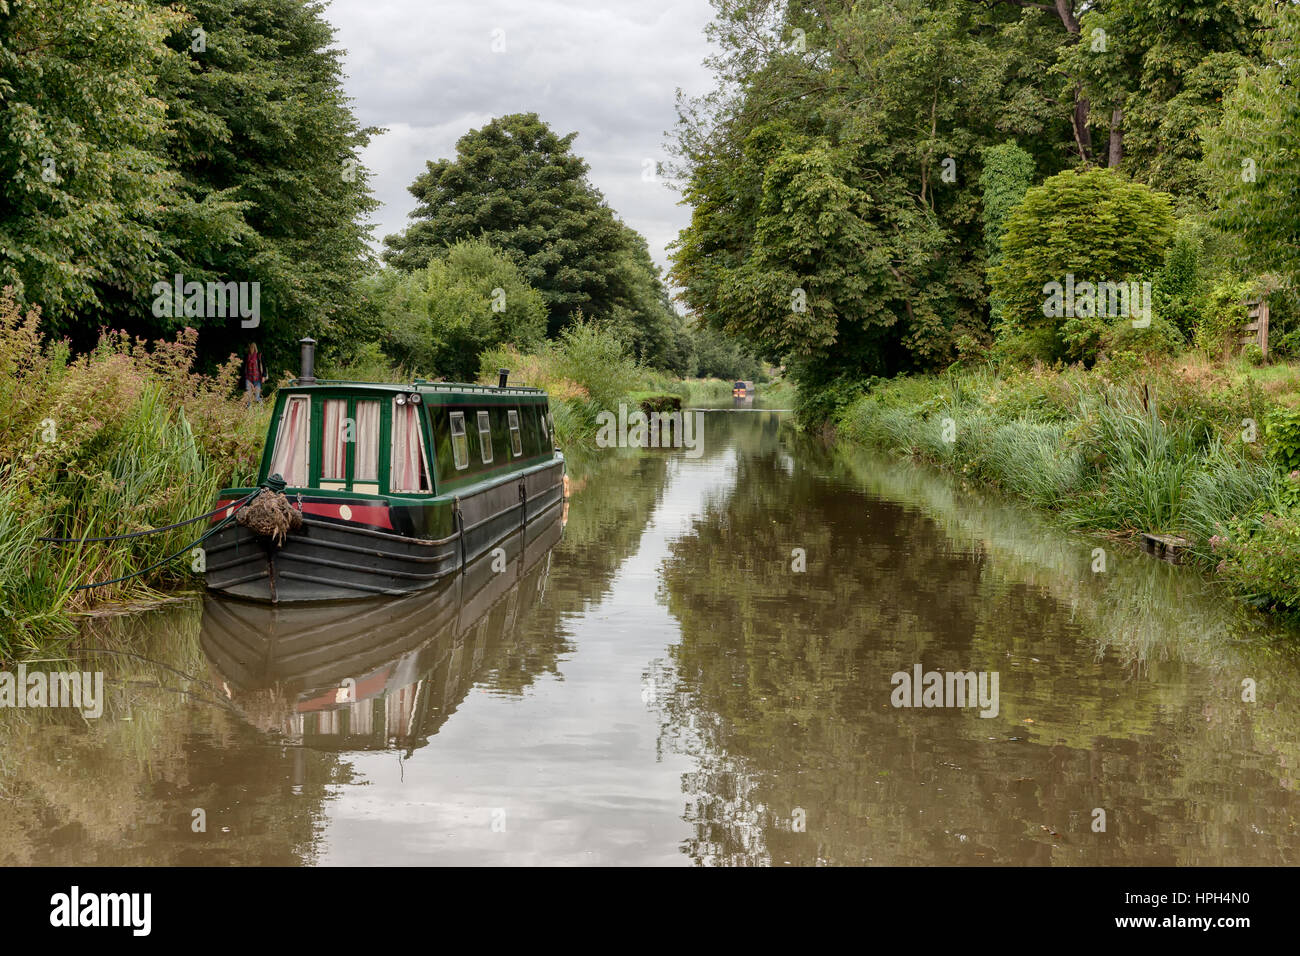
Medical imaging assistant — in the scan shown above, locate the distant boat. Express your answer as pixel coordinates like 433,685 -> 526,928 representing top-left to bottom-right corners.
205,339 -> 566,602
733,380 -> 755,405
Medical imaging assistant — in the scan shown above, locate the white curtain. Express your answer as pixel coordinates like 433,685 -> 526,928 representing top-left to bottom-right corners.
321,399 -> 347,480
354,401 -> 380,481
391,401 -> 428,492
269,396 -> 309,486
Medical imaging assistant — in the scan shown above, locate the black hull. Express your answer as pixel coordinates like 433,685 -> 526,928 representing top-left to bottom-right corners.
205,458 -> 565,602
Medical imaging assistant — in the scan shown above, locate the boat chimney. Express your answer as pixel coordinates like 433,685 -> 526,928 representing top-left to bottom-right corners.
497,367 -> 509,389
298,337 -> 317,385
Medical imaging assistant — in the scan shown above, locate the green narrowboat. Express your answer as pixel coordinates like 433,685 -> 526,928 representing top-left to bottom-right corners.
205,339 -> 566,603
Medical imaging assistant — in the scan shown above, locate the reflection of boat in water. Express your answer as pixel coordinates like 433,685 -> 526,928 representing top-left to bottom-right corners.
201,498 -> 564,751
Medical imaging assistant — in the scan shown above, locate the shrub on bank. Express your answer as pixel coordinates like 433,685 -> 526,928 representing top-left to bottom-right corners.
0,291 -> 266,651
478,319 -> 647,453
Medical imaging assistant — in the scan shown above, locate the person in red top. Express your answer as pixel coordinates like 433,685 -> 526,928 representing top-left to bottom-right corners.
244,343 -> 265,406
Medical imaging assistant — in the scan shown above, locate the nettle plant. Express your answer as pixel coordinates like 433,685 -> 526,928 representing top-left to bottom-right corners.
1265,407 -> 1300,476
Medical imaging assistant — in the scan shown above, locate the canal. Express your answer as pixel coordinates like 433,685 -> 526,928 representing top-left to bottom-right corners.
2,409 -> 1298,865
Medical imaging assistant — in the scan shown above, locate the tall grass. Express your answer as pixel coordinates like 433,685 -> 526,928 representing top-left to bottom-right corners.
0,291 -> 266,655
1063,391 -> 1209,533
838,367 -> 1276,569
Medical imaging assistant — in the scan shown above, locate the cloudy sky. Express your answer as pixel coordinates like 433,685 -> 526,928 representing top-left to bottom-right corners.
323,0 -> 719,278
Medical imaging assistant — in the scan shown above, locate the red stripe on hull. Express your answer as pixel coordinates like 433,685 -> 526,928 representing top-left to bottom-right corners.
210,497 -> 393,530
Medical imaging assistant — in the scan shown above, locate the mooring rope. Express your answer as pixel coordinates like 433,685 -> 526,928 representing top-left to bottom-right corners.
56,476 -> 290,591
38,489 -> 261,544
72,489 -> 265,591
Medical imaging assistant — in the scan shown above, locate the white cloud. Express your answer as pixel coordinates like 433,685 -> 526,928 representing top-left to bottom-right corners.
324,0 -> 717,277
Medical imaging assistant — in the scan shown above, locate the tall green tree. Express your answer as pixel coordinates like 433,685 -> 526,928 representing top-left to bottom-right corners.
980,142 -> 1036,325
1056,0 -> 1264,198
604,225 -> 694,375
383,113 -> 629,338
671,0 -> 1064,410
1202,1 -> 1300,285
0,0 -> 378,371
0,0 -> 201,329
153,0 -> 379,370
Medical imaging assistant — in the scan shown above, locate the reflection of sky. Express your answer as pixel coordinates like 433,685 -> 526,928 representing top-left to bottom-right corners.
316,420 -> 741,865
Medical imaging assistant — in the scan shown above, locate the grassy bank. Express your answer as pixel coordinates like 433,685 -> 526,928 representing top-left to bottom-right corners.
0,293 -> 266,656
834,356 -> 1300,618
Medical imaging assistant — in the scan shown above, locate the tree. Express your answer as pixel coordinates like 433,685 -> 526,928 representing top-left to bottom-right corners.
603,225 -> 695,375
980,143 -> 1037,269
989,167 -> 1175,359
0,0 -> 379,373
688,323 -> 763,381
1055,0 -> 1263,197
969,0 -> 1098,163
671,0 -> 1053,414
153,0 -> 379,371
0,0 -> 200,328
382,113 -> 628,337
980,143 -> 1036,324
368,239 -> 547,382
1202,1 -> 1300,286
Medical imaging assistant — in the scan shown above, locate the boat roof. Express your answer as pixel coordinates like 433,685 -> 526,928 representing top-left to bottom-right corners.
281,379 -> 547,399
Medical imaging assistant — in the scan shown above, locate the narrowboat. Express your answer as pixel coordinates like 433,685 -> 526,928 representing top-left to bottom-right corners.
732,380 -> 755,405
204,339 -> 566,603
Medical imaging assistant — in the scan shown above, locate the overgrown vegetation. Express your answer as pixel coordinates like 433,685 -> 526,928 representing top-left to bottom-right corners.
0,291 -> 266,655
837,357 -> 1300,616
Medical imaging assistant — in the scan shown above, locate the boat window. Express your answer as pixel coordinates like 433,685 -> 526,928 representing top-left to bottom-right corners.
320,399 -> 349,481
449,412 -> 468,470
508,410 -> 522,457
268,395 -> 310,487
391,399 -> 430,493
477,410 -> 493,464
539,409 -> 548,442
354,401 -> 380,481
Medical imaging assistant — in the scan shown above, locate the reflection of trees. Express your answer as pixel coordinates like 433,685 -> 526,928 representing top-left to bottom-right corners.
0,605 -> 350,865
657,417 -> 1300,865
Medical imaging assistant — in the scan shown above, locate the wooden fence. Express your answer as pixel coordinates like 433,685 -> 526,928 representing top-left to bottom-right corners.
1243,295 -> 1270,360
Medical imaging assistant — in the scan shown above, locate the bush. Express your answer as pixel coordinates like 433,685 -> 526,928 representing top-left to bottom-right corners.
0,290 -> 266,649
367,238 -> 547,381
989,168 -> 1176,362
1265,407 -> 1300,474
553,317 -> 643,410
1193,278 -> 1255,358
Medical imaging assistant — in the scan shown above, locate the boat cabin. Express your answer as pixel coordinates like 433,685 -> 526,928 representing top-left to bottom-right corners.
262,380 -> 556,498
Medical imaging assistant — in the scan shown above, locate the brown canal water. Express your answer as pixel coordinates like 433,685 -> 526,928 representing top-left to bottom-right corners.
3,410 -> 1299,865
